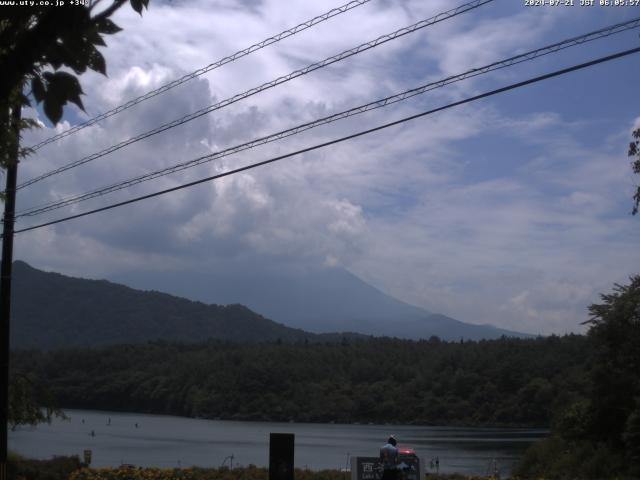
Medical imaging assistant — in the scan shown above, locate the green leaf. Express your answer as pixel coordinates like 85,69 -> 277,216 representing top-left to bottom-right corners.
63,42 -> 91,75
87,28 -> 107,47
130,0 -> 144,14
31,76 -> 45,103
41,71 -> 86,122
87,50 -> 106,76
20,118 -> 40,131
96,18 -> 122,34
49,55 -> 63,70
43,96 -> 63,124
42,71 -> 54,82
51,71 -> 85,111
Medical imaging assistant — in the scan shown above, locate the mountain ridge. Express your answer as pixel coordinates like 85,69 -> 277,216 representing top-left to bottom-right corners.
114,263 -> 530,340
10,261 -> 530,349
10,261 -> 365,350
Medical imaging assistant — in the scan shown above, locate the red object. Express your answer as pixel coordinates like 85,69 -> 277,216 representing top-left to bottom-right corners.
398,447 -> 416,456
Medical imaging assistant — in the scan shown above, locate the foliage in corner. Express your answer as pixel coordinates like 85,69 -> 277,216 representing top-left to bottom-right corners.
8,452 -> 85,480
1,0 -> 149,427
8,372 -> 66,431
515,276 -> 640,479
629,126 -> 640,215
0,0 -> 149,168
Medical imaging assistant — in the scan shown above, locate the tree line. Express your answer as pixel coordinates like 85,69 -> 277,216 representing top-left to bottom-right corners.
12,334 -> 591,427
513,276 -> 640,479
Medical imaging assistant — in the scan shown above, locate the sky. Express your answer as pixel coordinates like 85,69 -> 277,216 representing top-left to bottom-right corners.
11,0 -> 640,335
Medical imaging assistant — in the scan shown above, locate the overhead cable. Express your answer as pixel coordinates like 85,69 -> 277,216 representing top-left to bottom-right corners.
17,0 -> 494,190
10,46 -> 640,236
27,0 -> 374,152
15,16 -> 640,218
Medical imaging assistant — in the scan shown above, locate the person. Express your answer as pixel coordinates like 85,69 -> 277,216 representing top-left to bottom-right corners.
379,436 -> 399,480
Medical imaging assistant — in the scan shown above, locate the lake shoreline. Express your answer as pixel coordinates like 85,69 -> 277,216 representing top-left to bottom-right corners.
9,455 -> 501,480
10,409 -> 546,476
53,406 -> 551,430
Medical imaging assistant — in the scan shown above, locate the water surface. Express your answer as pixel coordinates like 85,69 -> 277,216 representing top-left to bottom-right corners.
9,410 -> 546,477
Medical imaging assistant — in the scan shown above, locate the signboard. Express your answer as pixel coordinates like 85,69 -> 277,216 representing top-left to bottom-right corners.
352,457 -> 381,480
351,455 -> 423,480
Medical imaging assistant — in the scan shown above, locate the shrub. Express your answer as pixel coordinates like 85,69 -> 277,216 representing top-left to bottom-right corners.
8,452 -> 85,480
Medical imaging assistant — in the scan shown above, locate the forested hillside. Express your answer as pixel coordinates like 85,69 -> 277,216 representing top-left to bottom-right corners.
12,261 -> 526,347
13,335 -> 590,427
11,261 -> 363,349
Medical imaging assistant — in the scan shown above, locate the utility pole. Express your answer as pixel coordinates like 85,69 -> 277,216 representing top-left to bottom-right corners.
0,103 -> 21,480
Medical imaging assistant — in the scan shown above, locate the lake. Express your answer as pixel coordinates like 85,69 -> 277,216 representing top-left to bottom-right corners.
9,410 -> 546,477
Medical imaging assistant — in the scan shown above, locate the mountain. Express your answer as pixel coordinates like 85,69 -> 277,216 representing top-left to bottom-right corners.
10,261 -> 361,350
113,264 -> 530,340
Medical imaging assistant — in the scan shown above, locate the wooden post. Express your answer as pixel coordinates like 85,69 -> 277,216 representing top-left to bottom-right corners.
0,104 -> 21,480
269,433 -> 294,480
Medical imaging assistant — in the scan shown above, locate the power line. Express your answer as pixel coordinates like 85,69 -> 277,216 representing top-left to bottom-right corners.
10,46 -> 640,236
15,16 -> 640,218
27,0 -> 373,152
17,0 -> 494,191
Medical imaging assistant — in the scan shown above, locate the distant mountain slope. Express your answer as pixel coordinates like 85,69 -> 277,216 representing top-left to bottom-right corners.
114,265 -> 530,340
10,261 -> 352,350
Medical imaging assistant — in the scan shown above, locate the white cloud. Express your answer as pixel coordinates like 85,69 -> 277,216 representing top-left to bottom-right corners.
12,0 -> 640,335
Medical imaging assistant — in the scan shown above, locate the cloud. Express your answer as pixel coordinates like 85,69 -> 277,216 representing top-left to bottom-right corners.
12,0 -> 640,336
